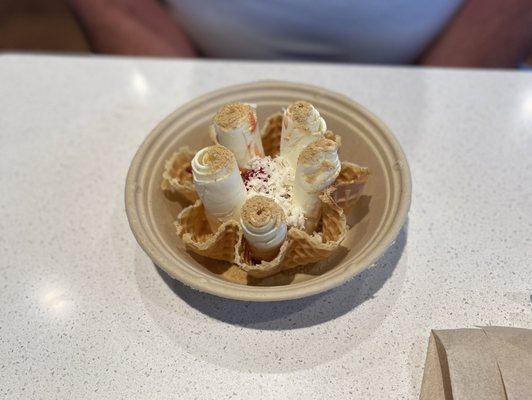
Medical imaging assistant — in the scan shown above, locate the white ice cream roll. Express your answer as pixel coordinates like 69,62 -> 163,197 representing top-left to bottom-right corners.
280,101 -> 327,171
293,138 -> 341,233
192,145 -> 247,231
213,102 -> 265,169
240,196 -> 287,262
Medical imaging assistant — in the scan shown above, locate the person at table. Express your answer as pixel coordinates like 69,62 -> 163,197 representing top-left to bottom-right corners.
68,0 -> 532,68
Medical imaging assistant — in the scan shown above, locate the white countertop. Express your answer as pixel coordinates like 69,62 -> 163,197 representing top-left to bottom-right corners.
1,54 -> 531,399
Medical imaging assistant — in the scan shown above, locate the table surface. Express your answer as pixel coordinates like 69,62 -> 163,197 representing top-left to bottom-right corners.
1,54 -> 531,400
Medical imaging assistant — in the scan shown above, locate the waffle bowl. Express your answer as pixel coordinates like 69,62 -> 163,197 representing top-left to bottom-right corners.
169,128 -> 368,278
125,81 -> 411,301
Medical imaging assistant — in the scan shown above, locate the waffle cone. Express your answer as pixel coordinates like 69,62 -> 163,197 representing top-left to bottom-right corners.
161,146 -> 198,203
175,201 -> 241,262
333,162 -> 370,212
261,112 -> 282,157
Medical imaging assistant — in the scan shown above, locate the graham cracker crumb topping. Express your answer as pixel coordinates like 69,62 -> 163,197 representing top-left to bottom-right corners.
298,138 -> 338,165
200,145 -> 235,172
214,103 -> 254,130
287,101 -> 314,124
241,196 -> 285,228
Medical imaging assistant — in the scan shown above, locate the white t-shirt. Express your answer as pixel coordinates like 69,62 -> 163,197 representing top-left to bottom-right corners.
167,0 -> 463,63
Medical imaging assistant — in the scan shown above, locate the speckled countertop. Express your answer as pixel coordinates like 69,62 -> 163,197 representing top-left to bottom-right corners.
1,55 -> 531,399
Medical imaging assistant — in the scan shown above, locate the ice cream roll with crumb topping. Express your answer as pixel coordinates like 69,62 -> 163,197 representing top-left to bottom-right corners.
192,145 -> 247,231
213,102 -> 264,169
293,138 -> 341,233
280,101 -> 327,171
240,196 -> 287,262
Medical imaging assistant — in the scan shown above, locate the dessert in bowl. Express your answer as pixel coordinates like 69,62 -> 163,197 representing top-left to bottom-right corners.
125,81 -> 411,301
165,100 -> 369,279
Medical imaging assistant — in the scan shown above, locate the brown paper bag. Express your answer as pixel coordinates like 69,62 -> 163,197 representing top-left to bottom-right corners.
419,327 -> 532,400
482,327 -> 532,400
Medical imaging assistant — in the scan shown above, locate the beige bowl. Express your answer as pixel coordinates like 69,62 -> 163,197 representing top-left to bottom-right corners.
125,81 -> 411,301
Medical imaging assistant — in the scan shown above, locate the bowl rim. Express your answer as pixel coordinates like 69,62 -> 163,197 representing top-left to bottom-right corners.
125,80 -> 412,302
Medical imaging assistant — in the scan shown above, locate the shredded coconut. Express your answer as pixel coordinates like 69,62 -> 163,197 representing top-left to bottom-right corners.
243,156 -> 306,229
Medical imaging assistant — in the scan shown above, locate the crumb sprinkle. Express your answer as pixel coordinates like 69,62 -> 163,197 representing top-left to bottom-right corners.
241,196 -> 285,228
287,101 -> 314,124
200,145 -> 235,172
298,138 -> 338,165
214,103 -> 254,130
